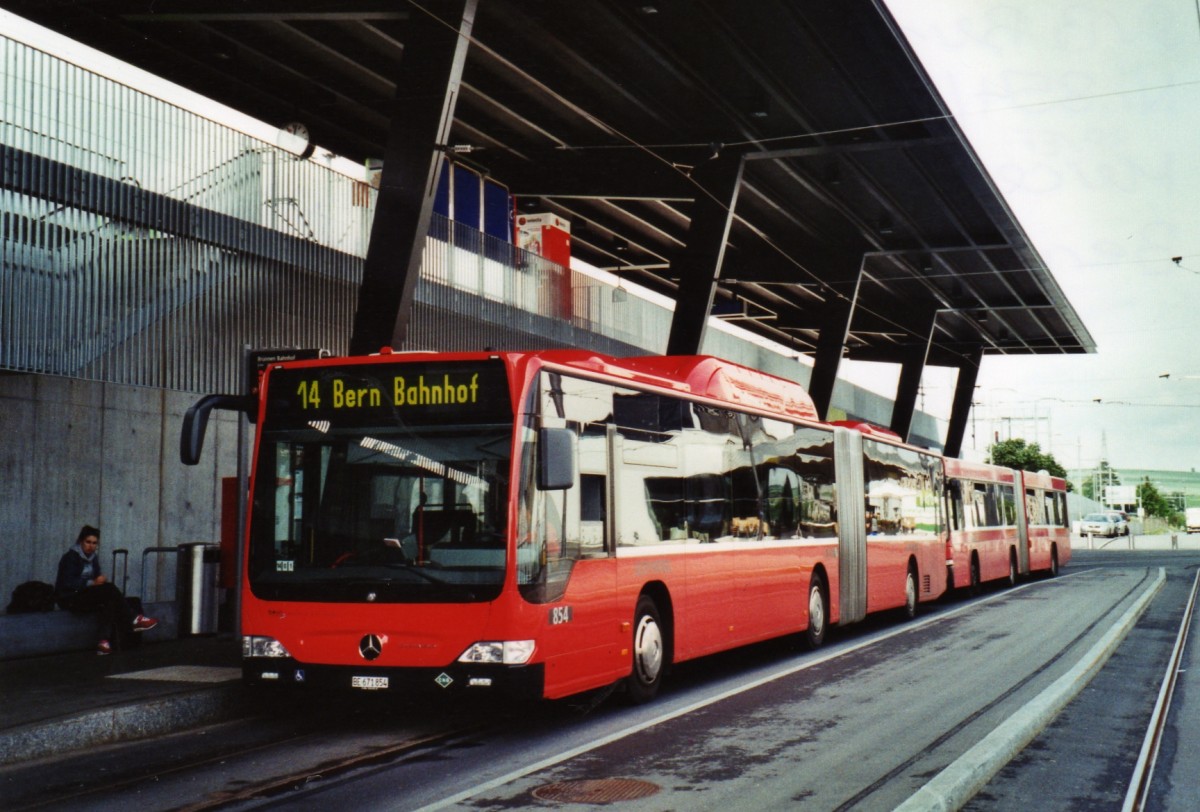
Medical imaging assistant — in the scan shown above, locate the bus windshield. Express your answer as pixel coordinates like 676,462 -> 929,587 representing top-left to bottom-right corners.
246,360 -> 513,603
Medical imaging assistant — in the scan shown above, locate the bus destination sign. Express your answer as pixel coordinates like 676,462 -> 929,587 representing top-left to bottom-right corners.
264,360 -> 512,428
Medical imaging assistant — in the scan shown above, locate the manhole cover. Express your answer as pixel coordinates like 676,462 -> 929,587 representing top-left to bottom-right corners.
532,778 -> 660,804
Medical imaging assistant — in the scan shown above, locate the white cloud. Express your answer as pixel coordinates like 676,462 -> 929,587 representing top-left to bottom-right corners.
885,0 -> 1200,472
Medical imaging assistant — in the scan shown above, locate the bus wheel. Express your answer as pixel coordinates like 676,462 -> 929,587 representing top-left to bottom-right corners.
1007,551 -> 1018,588
903,564 -> 919,620
804,573 -> 828,650
969,556 -> 981,597
626,596 -> 667,703
1049,546 -> 1060,577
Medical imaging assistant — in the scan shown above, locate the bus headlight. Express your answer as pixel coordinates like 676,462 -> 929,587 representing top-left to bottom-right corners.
457,640 -> 535,665
243,636 -> 293,658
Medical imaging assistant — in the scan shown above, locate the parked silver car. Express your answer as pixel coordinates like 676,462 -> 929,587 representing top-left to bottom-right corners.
1080,512 -> 1124,537
1101,511 -> 1131,536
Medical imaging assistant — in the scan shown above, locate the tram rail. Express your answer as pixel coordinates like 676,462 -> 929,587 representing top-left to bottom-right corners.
1123,569 -> 1200,812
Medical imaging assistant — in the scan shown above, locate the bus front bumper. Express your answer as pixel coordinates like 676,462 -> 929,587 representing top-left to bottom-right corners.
243,657 -> 545,699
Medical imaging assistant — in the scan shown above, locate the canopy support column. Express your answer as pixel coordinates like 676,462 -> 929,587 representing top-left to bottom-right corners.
349,0 -> 477,356
666,156 -> 745,356
807,259 -> 864,420
890,307 -> 939,443
943,345 -> 984,458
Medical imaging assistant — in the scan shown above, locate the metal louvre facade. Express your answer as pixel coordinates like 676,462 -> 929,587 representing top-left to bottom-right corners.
0,30 -> 675,393
1,33 -> 367,393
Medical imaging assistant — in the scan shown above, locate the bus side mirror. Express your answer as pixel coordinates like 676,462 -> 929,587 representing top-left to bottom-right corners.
180,394 -> 255,465
537,427 -> 576,490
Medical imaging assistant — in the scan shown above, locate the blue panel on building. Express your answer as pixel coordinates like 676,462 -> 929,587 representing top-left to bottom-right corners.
432,159 -> 511,243
453,164 -> 481,230
483,180 -> 512,243
433,161 -> 451,219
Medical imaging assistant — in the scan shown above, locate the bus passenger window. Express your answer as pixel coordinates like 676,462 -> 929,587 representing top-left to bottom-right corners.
729,466 -> 763,539
686,474 -> 728,542
1044,493 -> 1060,526
579,474 -> 606,554
862,440 -> 942,537
946,482 -> 964,532
998,485 -> 1017,526
968,484 -> 988,529
768,469 -> 800,539
1026,489 -> 1045,524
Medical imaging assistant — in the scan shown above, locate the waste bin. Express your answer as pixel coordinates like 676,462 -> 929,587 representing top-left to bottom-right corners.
177,542 -> 220,636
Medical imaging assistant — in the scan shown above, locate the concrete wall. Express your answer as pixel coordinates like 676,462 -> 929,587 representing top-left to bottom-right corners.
0,374 -> 243,608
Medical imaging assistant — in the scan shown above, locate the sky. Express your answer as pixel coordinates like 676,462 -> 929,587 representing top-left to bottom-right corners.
846,0 -> 1200,475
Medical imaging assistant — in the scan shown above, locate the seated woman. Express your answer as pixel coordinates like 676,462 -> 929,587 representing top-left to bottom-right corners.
55,525 -> 157,655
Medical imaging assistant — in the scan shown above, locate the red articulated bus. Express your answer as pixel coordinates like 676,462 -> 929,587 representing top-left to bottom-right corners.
181,350 -> 1063,702
943,459 -> 1071,594
1018,469 -> 1071,576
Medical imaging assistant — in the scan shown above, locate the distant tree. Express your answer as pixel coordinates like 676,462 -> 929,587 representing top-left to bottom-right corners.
987,438 -> 1071,489
1136,478 -> 1174,520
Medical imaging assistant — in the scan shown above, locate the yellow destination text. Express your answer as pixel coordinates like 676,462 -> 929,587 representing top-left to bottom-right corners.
333,379 -> 382,408
394,373 -> 480,406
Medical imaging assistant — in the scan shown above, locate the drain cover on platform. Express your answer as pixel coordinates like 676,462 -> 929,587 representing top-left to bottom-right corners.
532,778 -> 660,804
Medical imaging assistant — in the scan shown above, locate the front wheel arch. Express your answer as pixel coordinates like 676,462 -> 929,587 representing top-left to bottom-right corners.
803,570 -> 829,649
903,560 -> 919,620
625,593 -> 671,704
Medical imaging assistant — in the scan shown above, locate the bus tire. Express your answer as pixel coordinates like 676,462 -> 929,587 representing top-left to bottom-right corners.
1007,550 -> 1018,588
626,595 -> 667,704
969,555 -> 981,597
804,572 -> 828,650
1049,545 -> 1060,577
903,563 -> 919,620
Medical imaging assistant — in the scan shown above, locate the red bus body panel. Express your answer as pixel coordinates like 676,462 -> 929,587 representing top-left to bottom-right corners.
1020,469 -> 1072,573
943,458 -> 1019,588
865,534 -> 946,612
237,350 -> 1053,701
242,597 -> 499,669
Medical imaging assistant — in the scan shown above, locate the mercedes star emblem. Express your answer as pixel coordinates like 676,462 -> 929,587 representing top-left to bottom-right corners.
359,634 -> 383,661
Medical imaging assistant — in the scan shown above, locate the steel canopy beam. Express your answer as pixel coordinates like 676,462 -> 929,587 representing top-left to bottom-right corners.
944,345 -> 984,458
806,257 -> 865,420
889,306 -> 939,443
665,155 -> 744,356
349,0 -> 476,356
742,134 -> 956,163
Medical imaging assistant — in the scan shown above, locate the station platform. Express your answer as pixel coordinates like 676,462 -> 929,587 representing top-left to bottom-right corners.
0,633 -> 244,766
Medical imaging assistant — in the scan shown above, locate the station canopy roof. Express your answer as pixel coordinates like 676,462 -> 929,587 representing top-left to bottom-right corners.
8,0 -> 1095,368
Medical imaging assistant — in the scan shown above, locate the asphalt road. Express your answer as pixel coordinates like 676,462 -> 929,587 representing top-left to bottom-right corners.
6,548 -> 1198,812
